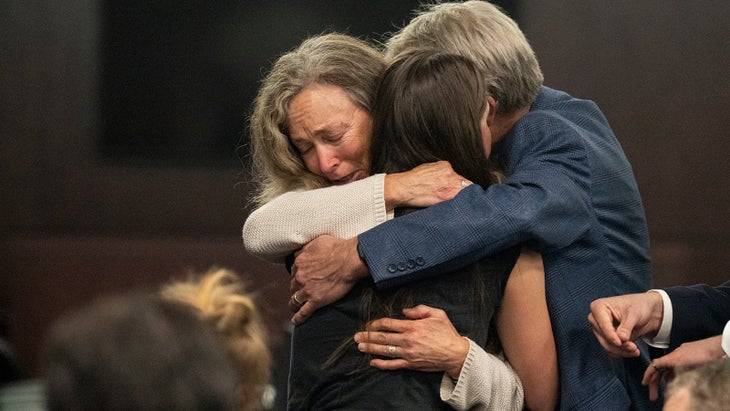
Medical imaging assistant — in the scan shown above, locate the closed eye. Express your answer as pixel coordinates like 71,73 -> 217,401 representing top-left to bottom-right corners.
324,134 -> 343,144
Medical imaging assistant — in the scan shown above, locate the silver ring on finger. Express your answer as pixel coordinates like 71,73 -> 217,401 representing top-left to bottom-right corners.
387,345 -> 397,357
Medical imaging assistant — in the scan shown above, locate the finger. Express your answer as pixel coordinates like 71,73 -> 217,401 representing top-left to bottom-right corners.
615,308 -> 641,343
355,331 -> 388,346
621,340 -> 638,352
355,332 -> 405,350
650,356 -> 668,370
288,291 -> 306,313
590,305 -> 624,348
356,341 -> 382,356
383,344 -> 398,358
590,324 -> 638,358
642,363 -> 657,386
291,301 -> 315,325
647,370 -> 663,401
368,358 -> 411,371
642,361 -> 667,387
402,305 -> 439,319
620,341 -> 640,357
365,317 -> 411,333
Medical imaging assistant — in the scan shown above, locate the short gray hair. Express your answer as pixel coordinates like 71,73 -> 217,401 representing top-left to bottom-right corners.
386,1 -> 543,113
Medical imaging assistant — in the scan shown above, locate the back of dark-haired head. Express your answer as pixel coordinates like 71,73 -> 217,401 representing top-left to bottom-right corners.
323,50 -> 506,372
371,49 -> 498,188
45,293 -> 239,411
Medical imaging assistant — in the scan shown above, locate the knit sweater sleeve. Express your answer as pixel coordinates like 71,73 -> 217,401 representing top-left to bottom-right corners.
242,174 -> 390,263
440,339 -> 524,411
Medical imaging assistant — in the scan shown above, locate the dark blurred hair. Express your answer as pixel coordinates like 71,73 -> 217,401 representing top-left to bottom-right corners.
45,293 -> 239,411
371,49 -> 499,187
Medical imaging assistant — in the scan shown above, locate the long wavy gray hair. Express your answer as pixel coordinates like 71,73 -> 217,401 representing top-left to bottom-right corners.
248,33 -> 386,206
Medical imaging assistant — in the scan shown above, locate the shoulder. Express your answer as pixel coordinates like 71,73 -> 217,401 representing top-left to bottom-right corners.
500,88 -> 608,157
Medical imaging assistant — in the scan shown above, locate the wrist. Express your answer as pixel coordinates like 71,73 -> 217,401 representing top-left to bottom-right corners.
644,289 -> 673,345
446,336 -> 470,381
384,172 -> 418,210
383,173 -> 403,210
349,238 -> 369,280
647,290 -> 666,336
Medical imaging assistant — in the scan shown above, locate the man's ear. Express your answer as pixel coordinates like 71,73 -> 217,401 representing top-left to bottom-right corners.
486,96 -> 498,126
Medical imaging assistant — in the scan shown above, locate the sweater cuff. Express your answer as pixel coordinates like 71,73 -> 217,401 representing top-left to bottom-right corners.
440,337 -> 476,407
439,338 -> 524,411
371,173 -> 389,224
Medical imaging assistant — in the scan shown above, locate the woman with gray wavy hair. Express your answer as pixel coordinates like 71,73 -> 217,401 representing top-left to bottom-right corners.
248,33 -> 385,205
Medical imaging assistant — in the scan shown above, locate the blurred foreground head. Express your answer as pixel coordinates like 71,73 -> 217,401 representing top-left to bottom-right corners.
664,359 -> 730,411
45,293 -> 238,411
160,268 -> 271,410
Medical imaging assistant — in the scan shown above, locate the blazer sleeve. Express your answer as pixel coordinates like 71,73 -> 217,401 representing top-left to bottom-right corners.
358,118 -> 593,287
666,280 -> 730,349
242,174 -> 390,263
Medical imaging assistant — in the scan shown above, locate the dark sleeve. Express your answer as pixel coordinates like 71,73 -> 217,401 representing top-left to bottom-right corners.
358,117 -> 593,288
666,280 -> 730,348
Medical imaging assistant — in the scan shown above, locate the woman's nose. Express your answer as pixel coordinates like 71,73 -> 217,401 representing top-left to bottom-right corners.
317,147 -> 339,175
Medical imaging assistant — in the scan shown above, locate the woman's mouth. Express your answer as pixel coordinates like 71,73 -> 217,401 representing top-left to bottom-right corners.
330,171 -> 365,185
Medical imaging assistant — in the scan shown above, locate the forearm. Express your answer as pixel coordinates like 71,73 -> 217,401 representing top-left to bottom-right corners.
440,339 -> 524,411
497,248 -> 558,411
358,125 -> 593,288
384,161 -> 467,210
359,179 -> 590,288
242,174 -> 389,262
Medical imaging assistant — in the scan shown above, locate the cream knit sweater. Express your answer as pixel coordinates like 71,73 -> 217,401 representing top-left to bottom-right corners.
243,174 -> 390,263
242,173 -> 524,410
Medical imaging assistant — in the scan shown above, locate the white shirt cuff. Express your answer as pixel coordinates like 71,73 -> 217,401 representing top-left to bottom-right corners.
643,289 -> 672,348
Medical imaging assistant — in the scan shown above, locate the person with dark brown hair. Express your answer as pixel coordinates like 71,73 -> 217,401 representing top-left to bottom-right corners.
44,293 -> 239,411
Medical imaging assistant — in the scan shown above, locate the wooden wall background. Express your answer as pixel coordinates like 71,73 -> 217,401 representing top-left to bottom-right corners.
2,0 -> 729,378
